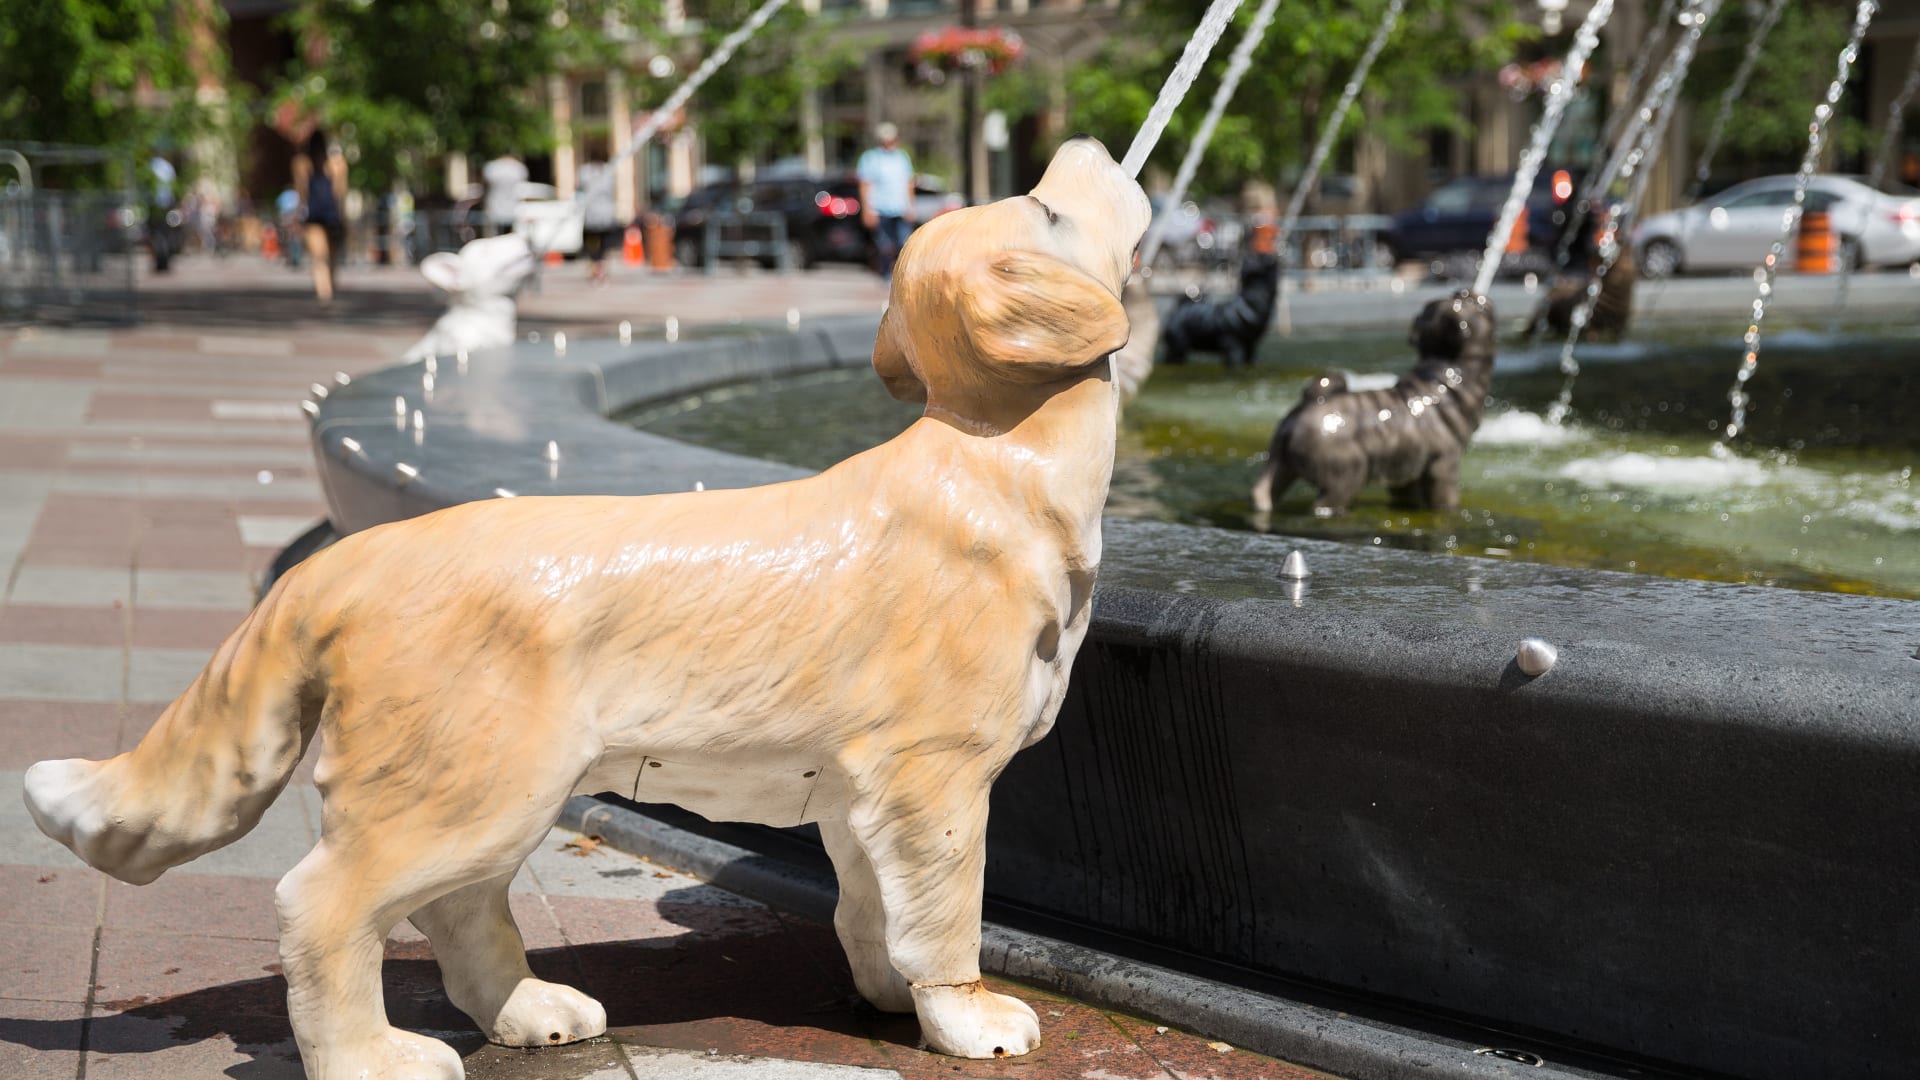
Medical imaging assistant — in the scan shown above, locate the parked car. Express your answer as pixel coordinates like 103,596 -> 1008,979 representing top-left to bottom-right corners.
1384,169 -> 1576,264
512,182 -> 583,257
1145,195 -> 1240,273
671,175 -> 876,269
911,176 -> 966,223
1632,174 -> 1920,278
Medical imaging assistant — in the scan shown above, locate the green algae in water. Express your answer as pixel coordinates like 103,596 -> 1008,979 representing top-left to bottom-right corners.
622,327 -> 1920,600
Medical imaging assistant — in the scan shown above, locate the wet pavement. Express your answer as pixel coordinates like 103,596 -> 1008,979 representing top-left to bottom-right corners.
1,254 -> 1335,1079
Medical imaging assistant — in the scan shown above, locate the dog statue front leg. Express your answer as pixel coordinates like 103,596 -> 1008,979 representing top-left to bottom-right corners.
1424,451 -> 1463,512
842,764 -> 1039,1059
819,818 -> 914,1012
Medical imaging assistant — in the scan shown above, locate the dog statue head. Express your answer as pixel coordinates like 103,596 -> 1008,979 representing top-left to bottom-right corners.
872,137 -> 1149,425
1409,289 -> 1496,362
419,233 -> 538,302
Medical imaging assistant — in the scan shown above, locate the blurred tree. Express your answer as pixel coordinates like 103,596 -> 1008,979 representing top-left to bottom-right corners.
277,0 -> 666,192
1683,0 -> 1874,185
0,0 -> 232,182
672,0 -> 872,171
1012,0 -> 1530,199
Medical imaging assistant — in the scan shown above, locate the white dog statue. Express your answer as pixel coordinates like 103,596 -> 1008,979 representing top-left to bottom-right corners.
24,138 -> 1149,1080
402,232 -> 538,362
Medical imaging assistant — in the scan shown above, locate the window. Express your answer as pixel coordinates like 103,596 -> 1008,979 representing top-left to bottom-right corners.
578,79 -> 608,118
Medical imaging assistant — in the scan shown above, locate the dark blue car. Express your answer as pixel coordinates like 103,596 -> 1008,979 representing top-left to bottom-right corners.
1385,170 -> 1576,264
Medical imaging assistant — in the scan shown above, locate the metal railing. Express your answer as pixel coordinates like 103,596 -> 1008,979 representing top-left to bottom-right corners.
701,211 -> 793,273
0,143 -> 139,324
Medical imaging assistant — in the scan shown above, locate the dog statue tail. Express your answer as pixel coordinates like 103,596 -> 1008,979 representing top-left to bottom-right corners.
22,574 -> 320,886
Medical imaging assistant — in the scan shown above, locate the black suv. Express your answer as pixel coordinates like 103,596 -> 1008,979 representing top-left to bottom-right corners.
1385,170 -> 1578,267
671,175 -> 871,270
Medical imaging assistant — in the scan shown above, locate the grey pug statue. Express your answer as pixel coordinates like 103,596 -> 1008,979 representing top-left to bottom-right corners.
1250,290 -> 1495,515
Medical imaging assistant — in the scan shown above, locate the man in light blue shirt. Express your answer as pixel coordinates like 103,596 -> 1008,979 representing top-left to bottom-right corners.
857,123 -> 915,280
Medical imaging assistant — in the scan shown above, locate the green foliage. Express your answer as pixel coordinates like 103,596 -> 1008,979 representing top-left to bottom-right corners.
279,0 -> 667,191
1684,0 -> 1875,173
671,0 -> 871,169
1043,0 -> 1531,197
0,0 -> 228,182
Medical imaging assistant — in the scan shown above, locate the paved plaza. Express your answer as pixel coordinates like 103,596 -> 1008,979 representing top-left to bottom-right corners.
0,256 -> 1329,1079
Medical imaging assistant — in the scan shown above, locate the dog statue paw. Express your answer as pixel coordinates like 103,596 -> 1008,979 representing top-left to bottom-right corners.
402,233 -> 539,362
1251,289 -> 1496,515
23,137 -> 1149,1076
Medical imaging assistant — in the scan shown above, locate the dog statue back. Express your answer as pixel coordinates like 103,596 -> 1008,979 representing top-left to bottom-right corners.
1157,251 -> 1280,369
1251,290 -> 1496,515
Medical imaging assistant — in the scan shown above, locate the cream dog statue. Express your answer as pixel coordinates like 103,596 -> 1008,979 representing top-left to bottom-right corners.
401,232 -> 539,362
23,137 -> 1149,1080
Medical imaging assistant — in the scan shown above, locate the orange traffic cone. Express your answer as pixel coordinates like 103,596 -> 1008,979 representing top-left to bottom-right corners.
1506,205 -> 1530,255
1796,210 -> 1834,273
623,225 -> 644,266
261,226 -> 280,261
543,248 -> 564,266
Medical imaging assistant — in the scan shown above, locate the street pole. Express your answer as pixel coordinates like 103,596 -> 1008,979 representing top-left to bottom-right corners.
960,0 -> 981,204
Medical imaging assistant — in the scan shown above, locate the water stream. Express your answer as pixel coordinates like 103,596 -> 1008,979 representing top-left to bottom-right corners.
1830,34 -> 1920,325
1725,0 -> 1878,442
1276,0 -> 1405,240
1121,0 -> 1246,178
1473,0 -> 1616,296
1683,0 -> 1789,203
1547,0 -> 1720,423
1138,0 -> 1283,268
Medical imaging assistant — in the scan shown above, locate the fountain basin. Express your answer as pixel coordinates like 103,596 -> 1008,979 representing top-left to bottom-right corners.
309,312 -> 1919,1080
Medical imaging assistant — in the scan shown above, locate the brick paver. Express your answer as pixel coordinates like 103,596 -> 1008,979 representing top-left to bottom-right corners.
1,254 -> 1331,1079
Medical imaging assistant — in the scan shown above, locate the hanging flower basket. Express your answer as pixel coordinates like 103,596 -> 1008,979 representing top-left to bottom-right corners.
910,26 -> 1024,85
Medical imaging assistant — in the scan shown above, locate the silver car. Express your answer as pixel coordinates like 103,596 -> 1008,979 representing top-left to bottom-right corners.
1633,174 -> 1920,278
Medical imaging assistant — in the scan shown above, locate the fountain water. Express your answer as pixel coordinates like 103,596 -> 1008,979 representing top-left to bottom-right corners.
1136,0 -> 1284,269
1121,0 -> 1246,179
1725,0 -> 1878,442
1683,0 -> 1789,203
1546,0 -> 1721,424
1831,35 -> 1920,324
1276,0 -> 1405,242
1473,0 -> 1616,297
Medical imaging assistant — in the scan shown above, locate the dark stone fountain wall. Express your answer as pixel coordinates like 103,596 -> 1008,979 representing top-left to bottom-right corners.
310,317 -> 1920,1080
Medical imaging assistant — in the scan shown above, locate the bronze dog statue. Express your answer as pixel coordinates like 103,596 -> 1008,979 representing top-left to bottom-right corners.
1251,290 -> 1496,515
1528,209 -> 1636,342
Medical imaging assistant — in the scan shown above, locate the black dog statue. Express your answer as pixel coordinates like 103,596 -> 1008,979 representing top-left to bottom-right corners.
1528,207 -> 1636,342
1251,290 -> 1496,515
1157,250 -> 1281,369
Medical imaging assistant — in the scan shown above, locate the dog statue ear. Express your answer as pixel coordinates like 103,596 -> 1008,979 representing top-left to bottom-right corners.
871,307 -> 928,403
420,252 -> 466,294
963,250 -> 1129,378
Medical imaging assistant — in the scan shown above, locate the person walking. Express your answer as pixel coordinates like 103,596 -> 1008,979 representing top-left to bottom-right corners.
857,122 -> 916,280
483,151 -> 528,237
576,159 -> 618,287
293,130 -> 348,304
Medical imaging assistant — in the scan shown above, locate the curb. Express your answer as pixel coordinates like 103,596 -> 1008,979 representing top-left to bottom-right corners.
558,795 -> 1613,1080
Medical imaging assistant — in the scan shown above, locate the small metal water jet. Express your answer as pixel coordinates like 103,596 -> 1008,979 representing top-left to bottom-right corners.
619,320 -> 633,345
1280,550 -> 1310,579
1120,0 -> 1246,179
1725,0 -> 1878,443
1547,0 -> 1721,424
1516,638 -> 1558,677
333,371 -> 351,386
665,316 -> 680,343
1136,0 -> 1284,269
554,331 -> 568,357
1473,0 -> 1616,297
309,383 -> 330,399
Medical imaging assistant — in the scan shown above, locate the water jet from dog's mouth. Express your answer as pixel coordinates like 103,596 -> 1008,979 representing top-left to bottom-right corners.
1119,0 -> 1244,179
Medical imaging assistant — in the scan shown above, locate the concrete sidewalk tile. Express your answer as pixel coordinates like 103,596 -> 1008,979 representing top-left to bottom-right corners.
0,997 -> 87,1080
104,873 -> 281,941
1107,1012 -> 1335,1080
0,644 -> 124,704
0,701 -> 123,768
114,703 -> 166,752
131,608 -> 245,650
85,1027 -> 306,1080
171,787 -> 313,881
626,1047 -> 903,1079
133,569 -> 254,611
68,441 -> 315,467
10,331 -> 109,358
237,514 -> 321,548
93,928 -> 284,1008
0,357 -> 104,379
0,380 -> 92,429
0,923 -> 95,1003
6,567 -> 132,608
0,434 -> 70,468
0,604 -> 125,647
459,1039 -> 634,1079
200,336 -> 295,358
546,894 -> 785,953
126,647 -> 211,704
0,864 -> 102,929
